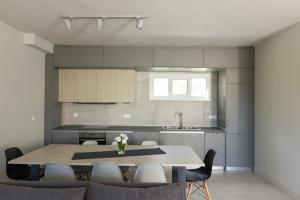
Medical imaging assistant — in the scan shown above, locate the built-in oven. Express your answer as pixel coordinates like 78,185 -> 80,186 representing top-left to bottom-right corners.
79,132 -> 106,145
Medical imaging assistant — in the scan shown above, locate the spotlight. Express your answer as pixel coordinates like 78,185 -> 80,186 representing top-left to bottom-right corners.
136,18 -> 143,30
63,18 -> 72,30
96,18 -> 104,30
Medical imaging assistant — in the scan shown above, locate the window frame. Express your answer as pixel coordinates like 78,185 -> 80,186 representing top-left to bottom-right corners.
149,73 -> 211,101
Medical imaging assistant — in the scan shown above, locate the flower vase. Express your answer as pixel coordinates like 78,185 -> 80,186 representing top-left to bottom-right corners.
118,143 -> 126,155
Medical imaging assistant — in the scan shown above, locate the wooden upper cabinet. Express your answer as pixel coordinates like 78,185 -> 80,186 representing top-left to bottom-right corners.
77,70 -> 97,102
58,69 -> 136,103
115,70 -> 136,102
59,69 -> 78,102
204,48 -> 254,68
97,70 -> 116,102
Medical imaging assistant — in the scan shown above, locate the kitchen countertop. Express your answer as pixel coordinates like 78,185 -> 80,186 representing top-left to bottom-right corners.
52,125 -> 225,133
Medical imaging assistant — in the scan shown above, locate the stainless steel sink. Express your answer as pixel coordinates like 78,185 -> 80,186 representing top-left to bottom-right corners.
162,126 -> 202,130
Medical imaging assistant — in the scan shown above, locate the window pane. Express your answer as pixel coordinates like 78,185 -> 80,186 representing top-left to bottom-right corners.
191,78 -> 207,97
172,79 -> 188,95
153,78 -> 169,96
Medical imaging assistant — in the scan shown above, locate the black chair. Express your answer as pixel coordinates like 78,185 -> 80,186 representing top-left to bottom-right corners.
5,147 -> 31,180
186,149 -> 216,200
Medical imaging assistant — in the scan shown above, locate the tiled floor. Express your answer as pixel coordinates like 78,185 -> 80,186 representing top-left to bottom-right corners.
189,171 -> 292,200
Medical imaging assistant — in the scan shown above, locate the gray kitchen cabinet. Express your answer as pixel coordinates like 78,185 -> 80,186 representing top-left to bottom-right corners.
205,132 -> 226,166
154,47 -> 204,67
103,47 -> 153,67
226,134 -> 254,168
133,132 -> 160,145
106,132 -> 133,145
226,84 -> 254,134
159,133 -> 182,145
52,131 -> 79,144
182,133 -> 205,160
54,46 -> 103,67
204,48 -> 254,68
226,68 -> 254,84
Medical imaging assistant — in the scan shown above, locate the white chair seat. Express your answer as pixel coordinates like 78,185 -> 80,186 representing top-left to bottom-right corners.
44,163 -> 76,181
133,163 -> 167,183
91,162 -> 124,183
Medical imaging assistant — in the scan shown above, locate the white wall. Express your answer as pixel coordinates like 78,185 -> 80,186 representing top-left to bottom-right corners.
0,21 -> 45,179
255,22 -> 300,199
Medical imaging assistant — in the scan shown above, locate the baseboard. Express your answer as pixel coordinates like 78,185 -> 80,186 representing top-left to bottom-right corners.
225,167 -> 252,171
256,171 -> 300,200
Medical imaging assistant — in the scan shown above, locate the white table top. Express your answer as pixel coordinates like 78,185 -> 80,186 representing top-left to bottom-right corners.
9,144 -> 204,169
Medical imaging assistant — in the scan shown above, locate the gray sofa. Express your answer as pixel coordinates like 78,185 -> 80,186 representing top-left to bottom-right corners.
0,181 -> 181,200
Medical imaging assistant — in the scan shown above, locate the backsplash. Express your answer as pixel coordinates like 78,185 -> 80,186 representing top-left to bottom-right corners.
62,72 -> 217,126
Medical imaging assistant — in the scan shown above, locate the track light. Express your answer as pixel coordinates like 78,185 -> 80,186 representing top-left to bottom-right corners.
136,18 -> 143,30
96,18 -> 104,30
63,18 -> 72,30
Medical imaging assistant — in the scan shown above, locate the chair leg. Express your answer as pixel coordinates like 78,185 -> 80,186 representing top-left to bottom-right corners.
186,182 -> 193,200
203,181 -> 211,200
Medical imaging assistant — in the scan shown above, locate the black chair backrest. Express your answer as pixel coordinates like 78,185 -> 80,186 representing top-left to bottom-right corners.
203,149 -> 216,178
5,147 -> 30,180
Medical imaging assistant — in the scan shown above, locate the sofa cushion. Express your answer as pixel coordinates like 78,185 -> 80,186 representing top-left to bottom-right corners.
86,183 -> 181,200
0,183 -> 87,200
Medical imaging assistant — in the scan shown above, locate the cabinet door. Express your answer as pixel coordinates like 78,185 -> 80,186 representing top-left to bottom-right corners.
226,68 -> 254,84
204,48 -> 254,68
226,134 -> 254,168
97,70 -> 116,102
115,70 -> 136,102
106,133 -> 133,145
205,132 -> 225,166
103,47 -> 153,67
52,132 -> 79,144
58,69 -> 78,102
226,84 -> 254,134
154,47 -> 204,67
182,133 -> 205,160
54,46 -> 103,67
133,132 -> 160,145
77,70 -> 97,102
159,133 -> 182,145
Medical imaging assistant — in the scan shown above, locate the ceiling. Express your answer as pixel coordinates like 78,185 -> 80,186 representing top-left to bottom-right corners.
1,0 -> 300,46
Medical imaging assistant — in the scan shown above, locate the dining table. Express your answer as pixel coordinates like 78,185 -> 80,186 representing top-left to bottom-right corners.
9,144 -> 204,200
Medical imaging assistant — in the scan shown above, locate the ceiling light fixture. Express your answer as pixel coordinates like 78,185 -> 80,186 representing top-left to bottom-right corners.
96,18 -> 104,30
136,18 -> 143,30
63,18 -> 72,30
61,15 -> 148,30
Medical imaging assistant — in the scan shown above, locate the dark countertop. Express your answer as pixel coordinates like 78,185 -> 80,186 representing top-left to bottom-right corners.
52,125 -> 225,133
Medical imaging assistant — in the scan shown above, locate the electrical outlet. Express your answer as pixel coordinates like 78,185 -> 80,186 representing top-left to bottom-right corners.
123,114 -> 131,119
209,115 -> 217,120
73,113 -> 78,118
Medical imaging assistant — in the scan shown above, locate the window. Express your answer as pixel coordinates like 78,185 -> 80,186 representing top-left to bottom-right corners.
149,73 -> 211,101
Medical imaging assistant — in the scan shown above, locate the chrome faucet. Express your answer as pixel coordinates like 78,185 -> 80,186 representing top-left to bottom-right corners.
174,112 -> 183,129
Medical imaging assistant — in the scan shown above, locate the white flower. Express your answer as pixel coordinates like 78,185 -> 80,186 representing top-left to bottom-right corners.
115,136 -> 121,142
120,133 -> 126,137
122,140 -> 127,144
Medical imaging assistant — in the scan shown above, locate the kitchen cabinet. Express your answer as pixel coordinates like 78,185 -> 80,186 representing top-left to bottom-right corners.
226,84 -> 254,134
96,70 -> 116,102
226,68 -> 254,84
204,48 -> 254,68
58,69 -> 78,102
226,134 -> 254,168
159,133 -> 182,145
103,47 -> 153,67
154,47 -> 204,67
58,69 -> 136,103
205,132 -> 225,166
133,132 -> 160,145
182,133 -> 205,160
106,132 -> 133,145
54,46 -> 103,67
77,70 -> 97,102
52,131 -> 79,144
115,70 -> 136,102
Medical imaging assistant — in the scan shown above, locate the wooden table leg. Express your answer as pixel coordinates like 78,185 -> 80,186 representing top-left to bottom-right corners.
172,167 -> 186,200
